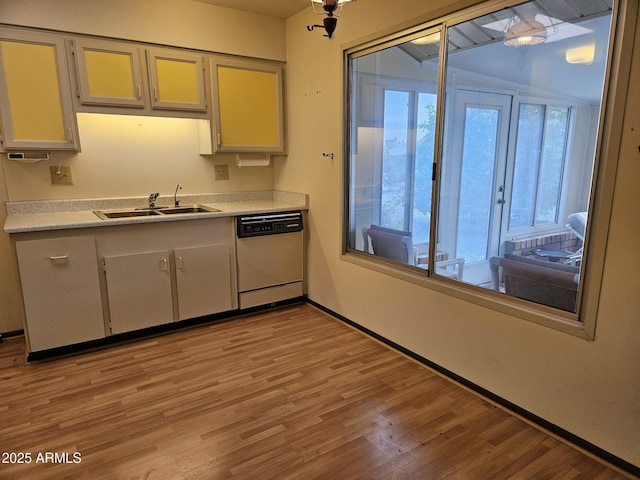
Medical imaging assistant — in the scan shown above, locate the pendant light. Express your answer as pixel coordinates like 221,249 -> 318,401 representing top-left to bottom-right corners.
504,16 -> 548,47
307,0 -> 356,39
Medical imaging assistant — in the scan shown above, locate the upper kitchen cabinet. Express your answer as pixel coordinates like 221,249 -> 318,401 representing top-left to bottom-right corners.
70,38 -> 145,108
69,40 -> 207,117
0,28 -> 79,151
210,57 -> 286,154
147,48 -> 207,113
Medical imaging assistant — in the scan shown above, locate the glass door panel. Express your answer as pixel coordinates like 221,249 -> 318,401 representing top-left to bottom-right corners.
457,105 -> 501,262
438,90 -> 512,284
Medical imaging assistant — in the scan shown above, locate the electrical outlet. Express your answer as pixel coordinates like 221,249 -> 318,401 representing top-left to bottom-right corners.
214,164 -> 229,181
50,166 -> 74,185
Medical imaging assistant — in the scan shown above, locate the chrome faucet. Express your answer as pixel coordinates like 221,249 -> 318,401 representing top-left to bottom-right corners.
148,192 -> 160,208
174,184 -> 183,207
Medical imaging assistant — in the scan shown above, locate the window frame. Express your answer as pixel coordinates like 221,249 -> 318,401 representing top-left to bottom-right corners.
341,0 -> 637,339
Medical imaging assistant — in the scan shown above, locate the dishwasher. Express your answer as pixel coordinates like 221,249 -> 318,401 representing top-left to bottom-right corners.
236,211 -> 304,309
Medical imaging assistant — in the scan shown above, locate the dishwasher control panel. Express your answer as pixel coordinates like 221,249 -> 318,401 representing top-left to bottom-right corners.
236,211 -> 303,238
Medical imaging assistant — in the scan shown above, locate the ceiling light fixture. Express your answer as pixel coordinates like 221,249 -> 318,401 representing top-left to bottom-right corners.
307,0 -> 355,39
504,16 -> 548,47
410,33 -> 441,45
566,44 -> 596,65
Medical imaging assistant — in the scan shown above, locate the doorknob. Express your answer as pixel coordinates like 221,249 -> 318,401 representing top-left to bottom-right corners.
497,198 -> 506,204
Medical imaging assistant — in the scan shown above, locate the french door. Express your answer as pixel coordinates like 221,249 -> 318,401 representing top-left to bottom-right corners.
438,89 -> 513,284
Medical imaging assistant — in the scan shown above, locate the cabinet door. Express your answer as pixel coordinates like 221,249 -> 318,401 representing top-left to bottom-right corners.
211,57 -> 285,153
146,48 -> 206,112
71,39 -> 145,108
104,251 -> 174,334
174,244 -> 233,320
15,236 -> 105,352
0,28 -> 79,150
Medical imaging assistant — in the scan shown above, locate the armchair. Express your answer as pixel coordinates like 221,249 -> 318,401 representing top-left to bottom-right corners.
362,225 -> 464,279
489,254 -> 580,311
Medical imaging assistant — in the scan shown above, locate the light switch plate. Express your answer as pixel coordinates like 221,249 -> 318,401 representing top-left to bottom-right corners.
214,164 -> 229,181
50,166 -> 74,185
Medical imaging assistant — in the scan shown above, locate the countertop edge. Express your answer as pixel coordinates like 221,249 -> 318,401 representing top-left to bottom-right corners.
4,191 -> 308,234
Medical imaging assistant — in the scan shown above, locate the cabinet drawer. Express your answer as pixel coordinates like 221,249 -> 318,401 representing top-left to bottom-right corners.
15,236 -> 105,351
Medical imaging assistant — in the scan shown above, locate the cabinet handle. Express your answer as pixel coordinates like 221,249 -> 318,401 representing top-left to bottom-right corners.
176,256 -> 184,269
160,258 -> 168,271
49,255 -> 69,262
153,86 -> 158,102
136,85 -> 142,100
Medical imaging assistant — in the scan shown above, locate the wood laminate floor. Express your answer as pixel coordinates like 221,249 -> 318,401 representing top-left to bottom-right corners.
0,304 -> 634,480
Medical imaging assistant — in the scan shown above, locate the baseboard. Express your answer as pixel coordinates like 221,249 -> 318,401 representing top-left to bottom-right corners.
0,329 -> 24,340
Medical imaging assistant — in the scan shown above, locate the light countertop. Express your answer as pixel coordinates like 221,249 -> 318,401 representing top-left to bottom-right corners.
4,190 -> 308,234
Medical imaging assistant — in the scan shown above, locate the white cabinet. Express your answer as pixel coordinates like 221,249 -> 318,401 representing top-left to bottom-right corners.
69,39 -> 207,115
98,219 -> 237,335
174,244 -> 234,320
15,236 -> 105,351
103,244 -> 234,332
70,38 -> 145,108
11,214 -> 239,352
0,28 -> 79,151
210,56 -> 285,153
103,251 -> 174,335
146,48 -> 207,112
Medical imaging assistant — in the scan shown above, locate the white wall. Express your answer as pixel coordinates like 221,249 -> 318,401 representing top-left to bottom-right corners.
0,0 -> 286,332
279,0 -> 640,468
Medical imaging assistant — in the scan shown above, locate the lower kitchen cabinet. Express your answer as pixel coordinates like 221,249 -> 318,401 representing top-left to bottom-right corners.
15,236 -> 105,351
11,217 -> 239,354
103,250 -> 174,334
103,243 -> 234,332
174,244 -> 233,320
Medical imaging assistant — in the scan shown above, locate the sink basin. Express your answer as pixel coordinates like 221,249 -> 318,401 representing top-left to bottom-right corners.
160,205 -> 221,214
94,204 -> 220,220
94,209 -> 162,220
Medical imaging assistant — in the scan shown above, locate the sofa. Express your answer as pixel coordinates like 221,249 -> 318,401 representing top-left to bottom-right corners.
489,254 -> 580,312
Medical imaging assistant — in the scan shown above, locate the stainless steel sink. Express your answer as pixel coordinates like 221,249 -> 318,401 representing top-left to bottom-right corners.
160,205 -> 221,215
94,204 -> 221,220
94,209 -> 163,220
